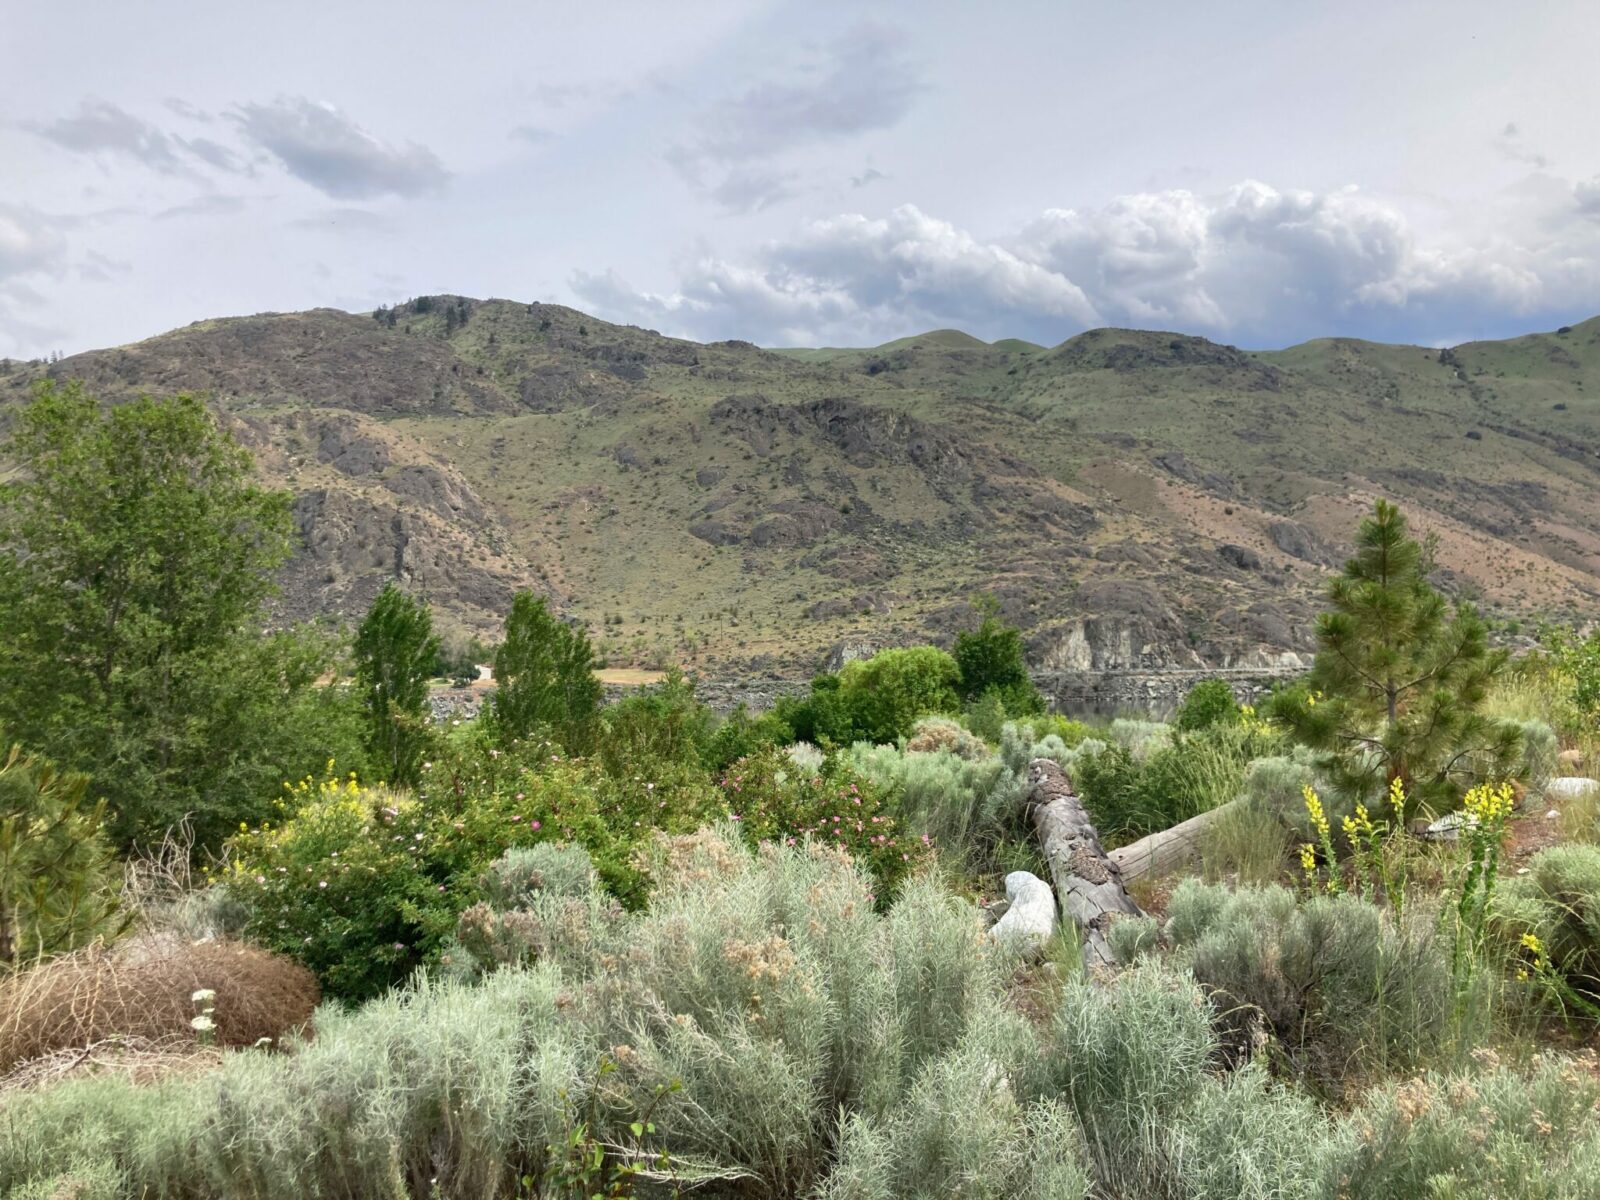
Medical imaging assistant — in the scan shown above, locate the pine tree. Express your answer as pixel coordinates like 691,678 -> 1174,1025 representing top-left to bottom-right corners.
487,593 -> 601,751
353,584 -> 440,786
1272,500 -> 1518,819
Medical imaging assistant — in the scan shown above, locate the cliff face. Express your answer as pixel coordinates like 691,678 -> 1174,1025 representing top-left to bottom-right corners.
6,300 -> 1599,666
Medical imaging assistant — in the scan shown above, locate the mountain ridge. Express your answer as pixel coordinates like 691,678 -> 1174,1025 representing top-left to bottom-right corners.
4,299 -> 1598,677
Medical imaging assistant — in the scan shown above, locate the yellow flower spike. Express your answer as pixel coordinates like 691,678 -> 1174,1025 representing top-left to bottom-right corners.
1520,932 -> 1544,954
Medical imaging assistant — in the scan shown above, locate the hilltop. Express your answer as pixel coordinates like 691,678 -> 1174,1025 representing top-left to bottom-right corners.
4,301 -> 1599,676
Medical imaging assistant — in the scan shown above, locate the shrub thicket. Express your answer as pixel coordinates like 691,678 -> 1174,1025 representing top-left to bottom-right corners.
1074,723 -> 1283,843
1164,879 -> 1458,1090
952,597 -> 1045,718
1173,678 -> 1241,732
7,834 -> 1600,1199
776,647 -> 961,746
227,742 -> 722,1000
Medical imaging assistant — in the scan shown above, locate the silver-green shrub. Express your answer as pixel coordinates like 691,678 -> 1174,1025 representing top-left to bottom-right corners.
1165,879 -> 1457,1088
1322,1053 -> 1600,1199
479,841 -> 599,907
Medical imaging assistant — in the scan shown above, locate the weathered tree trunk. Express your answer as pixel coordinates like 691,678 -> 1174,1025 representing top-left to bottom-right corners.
1027,759 -> 1144,967
1108,801 -> 1236,884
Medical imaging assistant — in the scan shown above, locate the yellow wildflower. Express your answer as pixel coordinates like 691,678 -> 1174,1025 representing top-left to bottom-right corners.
1302,785 -> 1330,838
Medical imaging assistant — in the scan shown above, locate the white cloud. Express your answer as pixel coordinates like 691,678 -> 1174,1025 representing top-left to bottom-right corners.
668,23 -> 922,212
577,180 -> 1600,346
26,100 -> 191,175
231,97 -> 449,199
0,205 -> 69,282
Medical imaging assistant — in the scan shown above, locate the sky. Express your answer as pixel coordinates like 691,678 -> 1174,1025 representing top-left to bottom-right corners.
3,0 -> 1599,359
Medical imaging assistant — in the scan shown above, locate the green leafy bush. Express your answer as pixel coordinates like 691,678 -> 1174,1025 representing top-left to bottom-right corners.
228,741 -> 722,1000
487,591 -> 602,752
1173,678 -> 1241,732
776,648 -> 961,747
952,597 -> 1045,717
597,668 -> 715,776
702,702 -> 793,772
717,748 -> 928,898
352,583 -> 439,788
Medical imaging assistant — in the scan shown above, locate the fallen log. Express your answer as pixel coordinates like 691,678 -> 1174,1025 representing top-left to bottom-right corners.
1108,800 -> 1237,884
1026,759 -> 1144,967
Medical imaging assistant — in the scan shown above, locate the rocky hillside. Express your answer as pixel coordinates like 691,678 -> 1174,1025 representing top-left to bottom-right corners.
4,300 -> 1599,676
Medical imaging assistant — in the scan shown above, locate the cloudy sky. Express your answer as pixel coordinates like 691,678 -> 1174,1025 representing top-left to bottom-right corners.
4,0 -> 1599,359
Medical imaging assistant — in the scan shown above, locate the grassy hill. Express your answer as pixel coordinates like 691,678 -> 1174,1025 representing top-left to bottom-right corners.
4,301 -> 1598,676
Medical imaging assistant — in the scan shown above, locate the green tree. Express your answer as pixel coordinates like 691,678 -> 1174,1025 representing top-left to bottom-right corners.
0,382 -> 357,847
487,592 -> 601,750
0,742 -> 125,966
1270,500 -> 1518,820
953,595 -> 1044,716
1174,678 -> 1241,732
837,646 -> 961,744
353,584 -> 440,787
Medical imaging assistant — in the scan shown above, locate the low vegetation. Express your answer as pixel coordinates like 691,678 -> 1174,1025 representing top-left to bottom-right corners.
2,385 -> 1599,1198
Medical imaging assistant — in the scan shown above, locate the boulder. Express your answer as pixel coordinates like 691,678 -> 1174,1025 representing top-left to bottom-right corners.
987,871 -> 1059,956
1545,777 -> 1600,801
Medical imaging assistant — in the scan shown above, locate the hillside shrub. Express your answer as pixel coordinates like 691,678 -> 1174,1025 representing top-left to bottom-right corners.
952,597 -> 1045,717
1174,678 -> 1240,732
1495,844 -> 1600,1010
1165,879 -> 1457,1090
228,745 -> 722,1000
717,748 -> 927,898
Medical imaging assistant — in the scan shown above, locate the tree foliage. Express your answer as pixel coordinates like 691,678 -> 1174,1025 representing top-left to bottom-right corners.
1270,500 -> 1517,818
487,592 -> 602,750
0,382 -> 362,847
952,595 -> 1044,716
353,584 -> 439,786
0,742 -> 124,967
1174,678 -> 1241,732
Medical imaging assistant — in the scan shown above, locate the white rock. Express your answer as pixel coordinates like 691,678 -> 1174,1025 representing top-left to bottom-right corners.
1544,777 -> 1600,801
988,870 -> 1058,955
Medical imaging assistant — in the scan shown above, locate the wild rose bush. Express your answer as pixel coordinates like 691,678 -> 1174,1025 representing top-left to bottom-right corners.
718,746 -> 928,900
